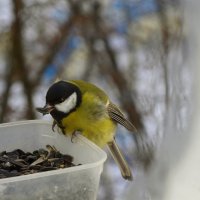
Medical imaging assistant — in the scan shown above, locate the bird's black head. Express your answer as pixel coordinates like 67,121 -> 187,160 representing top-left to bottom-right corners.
37,81 -> 82,122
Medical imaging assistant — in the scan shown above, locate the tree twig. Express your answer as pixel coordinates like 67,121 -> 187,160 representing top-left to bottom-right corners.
156,0 -> 170,107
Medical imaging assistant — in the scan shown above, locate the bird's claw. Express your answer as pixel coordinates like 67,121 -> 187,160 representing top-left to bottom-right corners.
71,131 -> 80,143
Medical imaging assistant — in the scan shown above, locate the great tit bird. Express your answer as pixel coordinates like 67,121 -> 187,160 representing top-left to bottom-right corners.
36,80 -> 137,181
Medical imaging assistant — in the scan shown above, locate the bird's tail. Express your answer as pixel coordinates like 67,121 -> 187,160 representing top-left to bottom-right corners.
107,139 -> 133,181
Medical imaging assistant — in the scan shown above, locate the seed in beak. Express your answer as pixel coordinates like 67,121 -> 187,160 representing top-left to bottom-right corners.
36,104 -> 54,115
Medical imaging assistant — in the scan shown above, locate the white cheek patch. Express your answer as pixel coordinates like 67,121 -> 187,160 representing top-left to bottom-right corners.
55,92 -> 77,113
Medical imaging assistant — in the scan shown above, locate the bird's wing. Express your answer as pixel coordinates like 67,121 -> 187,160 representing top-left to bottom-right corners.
107,102 -> 137,132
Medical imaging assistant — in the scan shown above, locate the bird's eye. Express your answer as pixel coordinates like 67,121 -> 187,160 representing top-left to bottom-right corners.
58,98 -> 64,103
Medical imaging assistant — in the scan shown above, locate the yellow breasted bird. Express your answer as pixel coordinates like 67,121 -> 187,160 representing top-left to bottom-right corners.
36,80 -> 137,181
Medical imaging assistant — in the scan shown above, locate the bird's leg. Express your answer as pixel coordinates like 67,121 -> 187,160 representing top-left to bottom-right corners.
52,120 -> 65,135
52,120 -> 57,132
60,126 -> 66,135
58,123 -> 65,135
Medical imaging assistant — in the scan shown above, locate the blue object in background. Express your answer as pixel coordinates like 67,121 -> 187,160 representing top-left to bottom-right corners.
43,33 -> 81,82
110,0 -> 158,34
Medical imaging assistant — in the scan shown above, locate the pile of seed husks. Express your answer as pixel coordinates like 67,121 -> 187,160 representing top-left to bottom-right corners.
0,145 -> 78,179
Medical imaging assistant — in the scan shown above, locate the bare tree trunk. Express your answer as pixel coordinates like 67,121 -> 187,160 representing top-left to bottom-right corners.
12,0 -> 35,119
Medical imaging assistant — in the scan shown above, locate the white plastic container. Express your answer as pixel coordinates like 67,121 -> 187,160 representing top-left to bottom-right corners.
0,120 -> 107,200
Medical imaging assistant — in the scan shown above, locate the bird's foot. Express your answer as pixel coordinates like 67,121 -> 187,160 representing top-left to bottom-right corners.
71,131 -> 80,143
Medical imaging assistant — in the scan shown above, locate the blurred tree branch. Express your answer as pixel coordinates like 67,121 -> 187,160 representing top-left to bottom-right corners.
12,0 -> 35,119
0,56 -> 14,122
0,0 -> 35,122
156,0 -> 170,106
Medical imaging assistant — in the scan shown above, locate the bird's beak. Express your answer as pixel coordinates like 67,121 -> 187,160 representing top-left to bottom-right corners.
36,104 -> 54,115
